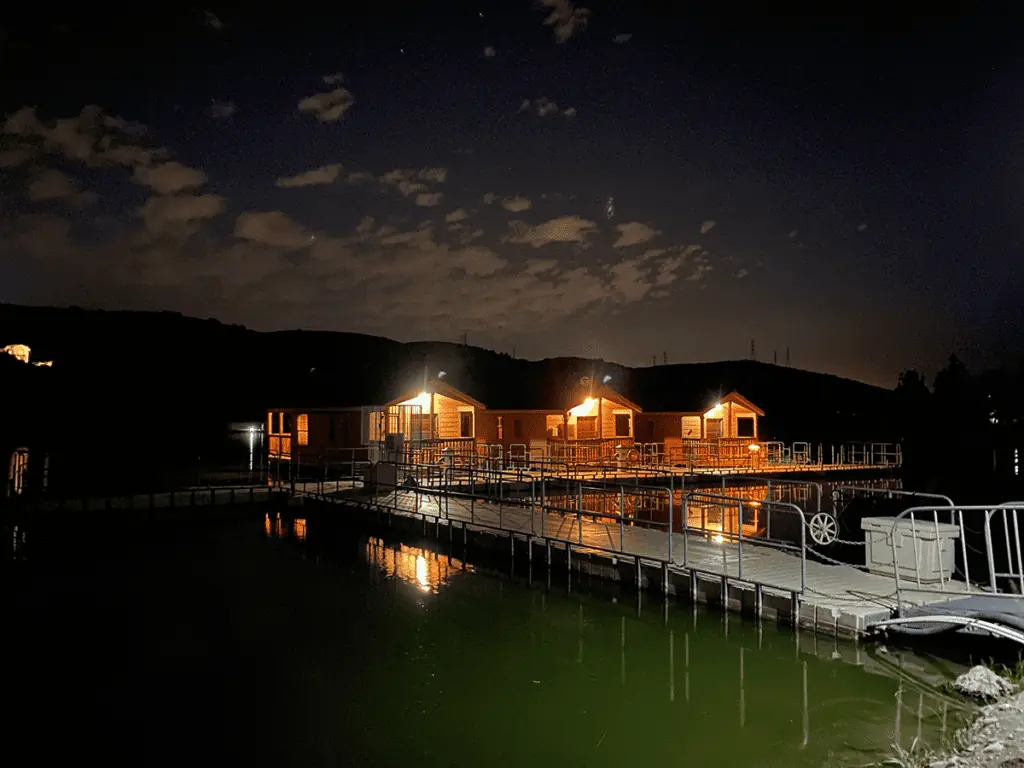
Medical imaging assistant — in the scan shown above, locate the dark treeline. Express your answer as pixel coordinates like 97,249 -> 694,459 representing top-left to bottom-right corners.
895,355 -> 1024,501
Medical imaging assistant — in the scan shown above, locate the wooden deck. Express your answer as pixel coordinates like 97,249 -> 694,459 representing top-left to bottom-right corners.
296,485 -> 971,637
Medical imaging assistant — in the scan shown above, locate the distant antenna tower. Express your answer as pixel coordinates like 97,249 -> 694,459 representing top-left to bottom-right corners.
750,339 -> 756,361
662,350 -> 667,365
785,346 -> 791,367
512,345 -> 516,358
773,350 -> 778,365
460,332 -> 468,346
652,354 -> 657,367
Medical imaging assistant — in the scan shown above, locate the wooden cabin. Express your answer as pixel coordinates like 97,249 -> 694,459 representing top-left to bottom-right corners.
478,382 -> 642,463
267,405 -> 380,462
634,391 -> 765,468
371,379 -> 486,460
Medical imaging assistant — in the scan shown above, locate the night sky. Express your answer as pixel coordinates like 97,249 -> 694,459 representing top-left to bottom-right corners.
1,5 -> 1021,386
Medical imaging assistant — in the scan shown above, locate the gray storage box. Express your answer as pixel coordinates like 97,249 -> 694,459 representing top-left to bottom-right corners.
861,516 -> 960,583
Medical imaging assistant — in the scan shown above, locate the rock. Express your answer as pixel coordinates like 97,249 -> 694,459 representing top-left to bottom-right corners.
985,741 -> 1006,752
999,758 -> 1024,767
951,666 -> 1018,700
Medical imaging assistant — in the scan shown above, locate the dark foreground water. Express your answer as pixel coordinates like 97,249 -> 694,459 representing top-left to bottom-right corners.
5,509 -> 973,767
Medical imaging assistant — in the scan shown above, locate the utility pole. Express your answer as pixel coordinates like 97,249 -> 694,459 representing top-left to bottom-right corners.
662,350 -> 667,365
750,339 -> 756,361
773,349 -> 777,365
652,354 -> 657,367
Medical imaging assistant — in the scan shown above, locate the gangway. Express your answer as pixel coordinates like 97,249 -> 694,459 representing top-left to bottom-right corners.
868,502 -> 1024,646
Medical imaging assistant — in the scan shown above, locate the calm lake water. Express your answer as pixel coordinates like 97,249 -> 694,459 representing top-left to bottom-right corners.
6,508 -> 972,767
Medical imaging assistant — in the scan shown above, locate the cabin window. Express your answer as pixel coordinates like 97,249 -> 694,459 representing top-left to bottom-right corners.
736,416 -> 755,438
614,413 -> 631,438
513,419 -> 523,439
460,411 -> 474,438
297,414 -> 309,446
706,418 -> 723,439
577,416 -> 598,440
282,413 -> 293,434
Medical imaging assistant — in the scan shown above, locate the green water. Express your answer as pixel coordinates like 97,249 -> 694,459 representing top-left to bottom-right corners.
6,509 -> 970,767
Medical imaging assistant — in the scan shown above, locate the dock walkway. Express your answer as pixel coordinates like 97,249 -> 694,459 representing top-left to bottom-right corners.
296,484 -> 972,636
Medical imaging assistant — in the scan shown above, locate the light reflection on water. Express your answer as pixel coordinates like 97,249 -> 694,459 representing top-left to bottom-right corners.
545,477 -> 903,540
365,536 -> 473,594
268,519 -> 969,766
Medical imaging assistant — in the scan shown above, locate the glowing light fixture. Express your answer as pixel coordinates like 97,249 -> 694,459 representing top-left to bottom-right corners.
748,443 -> 760,452
569,397 -> 597,417
400,392 -> 432,411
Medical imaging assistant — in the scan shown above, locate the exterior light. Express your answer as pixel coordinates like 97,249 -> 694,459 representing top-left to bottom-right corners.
602,374 -> 612,384
400,392 -> 432,410
748,443 -> 760,452
569,397 -> 597,417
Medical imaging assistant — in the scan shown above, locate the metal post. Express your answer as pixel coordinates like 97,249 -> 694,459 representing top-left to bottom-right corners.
737,500 -> 744,579
619,485 -> 625,552
668,486 -> 674,564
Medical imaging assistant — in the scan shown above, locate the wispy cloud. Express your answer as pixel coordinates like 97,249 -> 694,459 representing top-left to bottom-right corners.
700,219 -> 716,234
537,0 -> 590,43
506,215 -> 597,247
502,196 -> 532,213
613,221 -> 660,248
275,163 -> 343,188
519,97 -> 575,118
209,101 -> 236,119
298,88 -> 355,122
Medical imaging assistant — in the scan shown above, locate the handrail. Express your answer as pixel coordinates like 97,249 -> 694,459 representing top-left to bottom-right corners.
887,503 -> 1024,615
684,490 -> 808,593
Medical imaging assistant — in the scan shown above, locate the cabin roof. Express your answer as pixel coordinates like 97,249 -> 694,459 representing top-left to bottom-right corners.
622,367 -> 765,415
385,378 -> 487,409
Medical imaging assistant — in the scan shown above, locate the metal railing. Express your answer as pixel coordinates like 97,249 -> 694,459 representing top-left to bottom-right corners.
888,503 -> 1024,615
292,459 -> 816,596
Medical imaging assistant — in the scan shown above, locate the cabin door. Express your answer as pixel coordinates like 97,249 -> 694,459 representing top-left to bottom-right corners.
706,418 -> 723,440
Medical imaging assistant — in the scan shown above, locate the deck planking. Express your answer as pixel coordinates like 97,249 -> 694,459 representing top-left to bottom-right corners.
296,485 -> 971,637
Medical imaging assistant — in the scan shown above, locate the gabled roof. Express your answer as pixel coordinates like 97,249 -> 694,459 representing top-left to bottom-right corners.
721,391 -> 765,416
622,365 -> 766,415
385,378 -> 487,409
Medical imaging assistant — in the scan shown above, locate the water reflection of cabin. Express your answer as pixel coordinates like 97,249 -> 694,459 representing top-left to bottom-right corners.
267,405 -> 380,461
477,383 -> 641,462
635,391 -> 765,468
370,379 -> 485,461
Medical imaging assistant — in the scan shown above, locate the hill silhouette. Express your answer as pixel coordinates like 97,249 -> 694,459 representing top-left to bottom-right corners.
0,303 -> 899,466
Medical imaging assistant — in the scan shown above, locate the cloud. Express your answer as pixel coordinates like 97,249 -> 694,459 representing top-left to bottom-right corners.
613,221 -> 660,248
613,33 -> 632,44
506,215 -> 597,247
0,145 -> 34,168
134,161 -> 208,194
788,229 -> 798,238
209,101 -> 236,119
502,196 -> 532,213
380,167 -> 447,198
856,223 -> 868,232
235,211 -> 314,249
483,46 -> 497,58
520,97 -> 574,118
736,268 -> 750,279
275,163 -> 343,188
483,192 -> 498,204
139,194 -> 225,234
26,169 -> 97,205
4,105 -> 166,168
415,192 -> 444,207
700,219 -> 716,234
1,211 -> 702,343
203,10 -> 224,30
445,208 -> 470,223
322,72 -> 344,85
298,88 -> 355,122
538,0 -> 590,42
